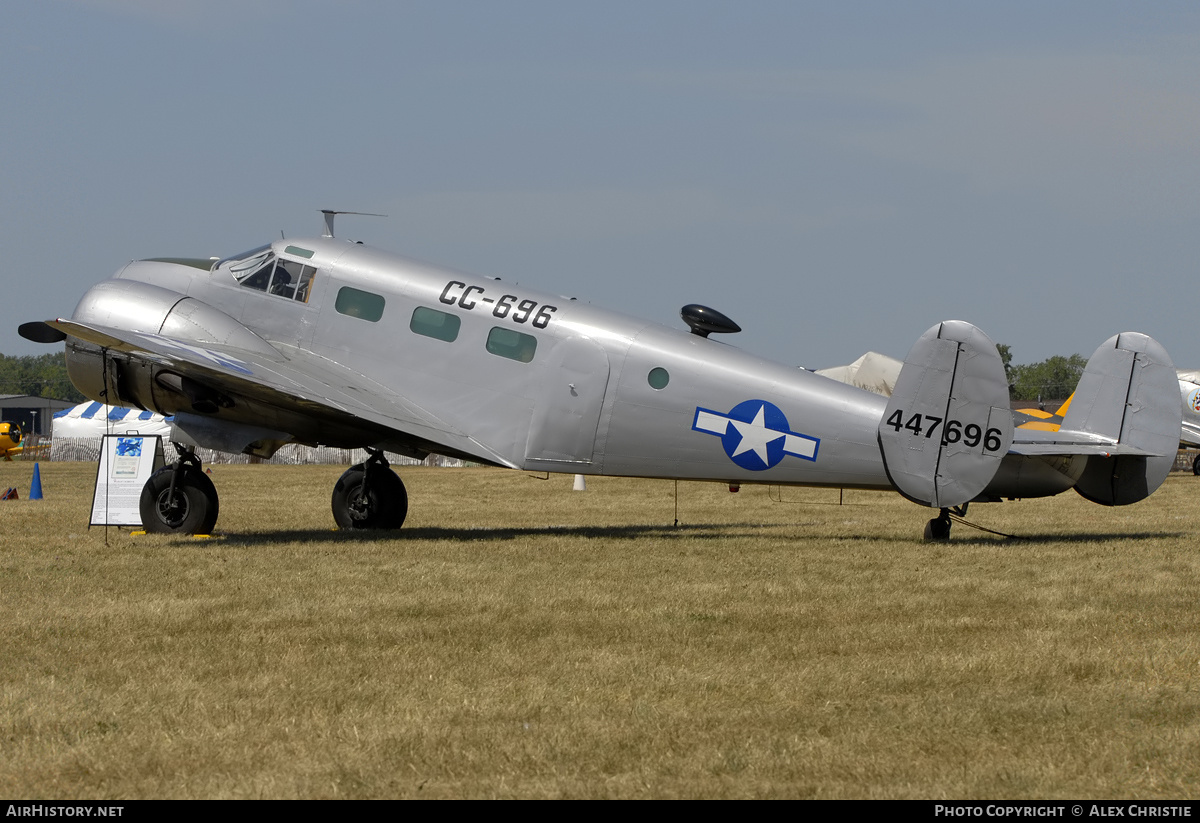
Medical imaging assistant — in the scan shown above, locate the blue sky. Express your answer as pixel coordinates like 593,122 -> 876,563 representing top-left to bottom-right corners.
4,1 -> 1198,370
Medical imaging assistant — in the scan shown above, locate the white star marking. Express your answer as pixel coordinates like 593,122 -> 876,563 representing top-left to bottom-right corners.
729,404 -> 785,462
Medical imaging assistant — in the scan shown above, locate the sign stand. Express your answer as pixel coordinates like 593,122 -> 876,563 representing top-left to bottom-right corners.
90,435 -> 165,527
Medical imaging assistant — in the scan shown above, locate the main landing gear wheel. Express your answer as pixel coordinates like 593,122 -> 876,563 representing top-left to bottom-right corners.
332,452 -> 408,530
1192,455 -> 1200,476
139,454 -> 219,535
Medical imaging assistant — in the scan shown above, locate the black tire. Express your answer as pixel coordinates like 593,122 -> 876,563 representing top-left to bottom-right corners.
924,516 -> 951,541
332,464 -> 408,530
1192,455 -> 1200,476
139,465 -> 219,535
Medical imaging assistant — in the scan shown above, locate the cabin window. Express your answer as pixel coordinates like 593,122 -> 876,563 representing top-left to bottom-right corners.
410,307 -> 461,342
486,327 -> 537,363
647,368 -> 670,390
335,287 -> 386,322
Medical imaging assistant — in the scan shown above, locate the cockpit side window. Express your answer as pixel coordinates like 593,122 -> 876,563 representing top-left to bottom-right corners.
226,253 -> 316,304
270,261 -> 298,299
294,265 -> 316,303
269,259 -> 317,302
239,259 -> 275,292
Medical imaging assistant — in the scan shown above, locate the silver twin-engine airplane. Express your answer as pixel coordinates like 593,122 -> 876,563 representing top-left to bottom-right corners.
19,212 -> 1183,540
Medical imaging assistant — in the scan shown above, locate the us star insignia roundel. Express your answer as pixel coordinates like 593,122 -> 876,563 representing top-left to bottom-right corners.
692,399 -> 819,471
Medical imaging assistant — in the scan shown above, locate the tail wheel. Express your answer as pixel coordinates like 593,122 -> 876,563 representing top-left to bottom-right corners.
139,465 -> 219,534
923,510 -> 952,541
332,463 -> 408,530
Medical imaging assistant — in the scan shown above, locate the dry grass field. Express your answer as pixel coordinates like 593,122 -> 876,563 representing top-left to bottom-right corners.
1,460 -> 1198,799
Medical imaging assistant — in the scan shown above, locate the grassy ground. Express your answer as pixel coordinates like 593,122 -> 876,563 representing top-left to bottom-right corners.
1,461 -> 1198,799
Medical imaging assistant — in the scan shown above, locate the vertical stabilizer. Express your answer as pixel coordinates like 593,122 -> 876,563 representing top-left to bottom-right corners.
1062,332 -> 1179,505
878,321 -> 1013,508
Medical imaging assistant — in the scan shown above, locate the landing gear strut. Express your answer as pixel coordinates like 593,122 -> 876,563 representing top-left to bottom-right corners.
139,446 -> 219,534
923,503 -> 968,541
332,449 -> 408,530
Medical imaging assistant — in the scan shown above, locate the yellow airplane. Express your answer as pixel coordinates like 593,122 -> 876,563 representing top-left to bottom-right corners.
1013,397 -> 1072,431
0,422 -> 49,461
1,422 -> 26,460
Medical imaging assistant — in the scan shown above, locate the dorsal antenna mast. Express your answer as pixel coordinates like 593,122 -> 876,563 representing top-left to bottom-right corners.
321,209 -> 386,238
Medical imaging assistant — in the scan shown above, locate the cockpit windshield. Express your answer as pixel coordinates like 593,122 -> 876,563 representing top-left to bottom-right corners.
214,245 -> 316,304
215,245 -> 273,278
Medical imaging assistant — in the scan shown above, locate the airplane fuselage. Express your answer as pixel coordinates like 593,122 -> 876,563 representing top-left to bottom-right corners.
65,236 -> 896,489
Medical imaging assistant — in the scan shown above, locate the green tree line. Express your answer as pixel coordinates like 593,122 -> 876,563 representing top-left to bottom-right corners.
0,352 -> 86,402
997,344 -> 1087,402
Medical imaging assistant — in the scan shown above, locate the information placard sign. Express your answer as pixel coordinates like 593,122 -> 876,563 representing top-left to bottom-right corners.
90,435 -> 165,527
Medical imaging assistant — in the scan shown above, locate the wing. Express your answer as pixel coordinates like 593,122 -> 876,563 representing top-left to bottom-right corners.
1181,421 -> 1200,448
41,318 -> 518,467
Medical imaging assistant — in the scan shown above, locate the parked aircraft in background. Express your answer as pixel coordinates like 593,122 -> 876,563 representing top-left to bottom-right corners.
1,422 -> 26,460
1177,372 -> 1200,458
19,212 -> 1183,539
0,422 -> 48,461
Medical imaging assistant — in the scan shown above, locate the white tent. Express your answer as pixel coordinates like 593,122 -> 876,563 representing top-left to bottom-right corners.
815,351 -> 903,397
52,402 -> 171,438
51,403 -> 173,461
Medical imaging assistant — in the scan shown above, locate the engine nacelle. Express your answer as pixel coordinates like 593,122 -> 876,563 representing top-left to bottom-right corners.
64,278 -> 278,413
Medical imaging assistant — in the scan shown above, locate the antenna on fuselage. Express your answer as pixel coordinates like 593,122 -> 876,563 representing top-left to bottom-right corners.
321,209 -> 387,238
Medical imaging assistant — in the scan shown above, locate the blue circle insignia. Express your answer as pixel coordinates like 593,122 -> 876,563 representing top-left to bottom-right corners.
721,399 -> 790,471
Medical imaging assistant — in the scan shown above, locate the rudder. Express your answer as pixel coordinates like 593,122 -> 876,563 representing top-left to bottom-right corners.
878,321 -> 1014,508
1062,332 -> 1179,505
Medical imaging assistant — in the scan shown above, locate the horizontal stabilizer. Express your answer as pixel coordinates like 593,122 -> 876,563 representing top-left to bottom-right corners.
1060,332 -> 1179,505
878,321 -> 1013,508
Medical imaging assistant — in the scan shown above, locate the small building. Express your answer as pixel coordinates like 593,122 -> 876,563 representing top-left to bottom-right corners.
0,395 -> 77,436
